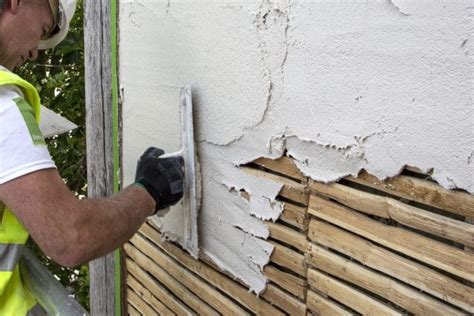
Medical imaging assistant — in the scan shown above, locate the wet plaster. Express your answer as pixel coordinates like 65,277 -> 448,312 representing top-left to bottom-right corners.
119,0 -> 474,293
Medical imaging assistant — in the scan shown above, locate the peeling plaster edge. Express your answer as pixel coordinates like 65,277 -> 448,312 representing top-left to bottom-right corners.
238,133 -> 473,192
232,223 -> 270,240
201,248 -> 271,294
387,0 -> 412,16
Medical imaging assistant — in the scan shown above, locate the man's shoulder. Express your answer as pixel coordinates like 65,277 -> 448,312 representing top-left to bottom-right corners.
0,86 -> 24,108
0,66 -> 24,100
0,84 -> 24,105
0,83 -> 27,128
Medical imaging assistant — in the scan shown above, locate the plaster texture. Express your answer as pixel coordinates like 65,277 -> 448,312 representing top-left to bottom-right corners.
119,0 -> 474,293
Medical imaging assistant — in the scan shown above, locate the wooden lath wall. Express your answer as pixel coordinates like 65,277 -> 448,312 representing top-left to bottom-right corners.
124,157 -> 474,315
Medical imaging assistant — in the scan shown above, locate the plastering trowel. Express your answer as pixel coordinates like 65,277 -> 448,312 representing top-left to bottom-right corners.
157,86 -> 201,258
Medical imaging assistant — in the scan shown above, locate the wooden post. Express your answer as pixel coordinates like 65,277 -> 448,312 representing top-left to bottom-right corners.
84,0 -> 117,315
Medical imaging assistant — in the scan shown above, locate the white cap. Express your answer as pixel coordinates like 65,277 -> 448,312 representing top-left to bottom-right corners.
38,0 -> 77,50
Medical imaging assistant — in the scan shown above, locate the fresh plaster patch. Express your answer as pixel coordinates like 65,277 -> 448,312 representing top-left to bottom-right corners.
121,0 -> 273,146
120,0 -> 473,294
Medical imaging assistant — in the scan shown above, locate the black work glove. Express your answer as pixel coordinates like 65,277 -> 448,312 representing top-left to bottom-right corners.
135,147 -> 184,215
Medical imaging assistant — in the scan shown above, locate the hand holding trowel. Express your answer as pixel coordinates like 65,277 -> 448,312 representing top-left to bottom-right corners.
134,86 -> 201,257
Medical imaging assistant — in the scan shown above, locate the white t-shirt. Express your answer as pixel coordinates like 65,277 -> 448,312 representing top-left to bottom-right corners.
0,66 -> 56,184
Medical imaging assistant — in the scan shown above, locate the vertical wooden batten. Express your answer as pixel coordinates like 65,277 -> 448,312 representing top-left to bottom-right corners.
84,0 -> 119,315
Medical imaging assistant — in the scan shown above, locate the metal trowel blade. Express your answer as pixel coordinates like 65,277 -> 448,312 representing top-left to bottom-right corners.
180,86 -> 200,258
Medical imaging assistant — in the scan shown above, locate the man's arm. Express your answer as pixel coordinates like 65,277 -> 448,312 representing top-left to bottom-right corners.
0,167 -> 155,267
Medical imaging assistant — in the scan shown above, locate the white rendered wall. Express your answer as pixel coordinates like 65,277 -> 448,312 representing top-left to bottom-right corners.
119,0 -> 474,293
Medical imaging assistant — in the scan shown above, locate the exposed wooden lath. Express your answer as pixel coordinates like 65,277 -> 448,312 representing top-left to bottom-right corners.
124,156 -> 474,315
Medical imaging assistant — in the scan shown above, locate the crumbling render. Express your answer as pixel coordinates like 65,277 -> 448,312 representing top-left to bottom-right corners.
120,0 -> 474,293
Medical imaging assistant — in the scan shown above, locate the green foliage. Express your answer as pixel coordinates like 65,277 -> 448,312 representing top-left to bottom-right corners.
19,1 -> 90,310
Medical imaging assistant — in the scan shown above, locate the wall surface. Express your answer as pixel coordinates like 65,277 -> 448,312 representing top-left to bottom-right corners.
119,0 -> 474,293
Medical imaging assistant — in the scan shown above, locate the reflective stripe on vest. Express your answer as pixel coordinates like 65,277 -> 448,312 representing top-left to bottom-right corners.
0,70 -> 41,315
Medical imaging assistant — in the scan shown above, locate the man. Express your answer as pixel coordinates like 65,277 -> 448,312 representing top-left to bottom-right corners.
0,0 -> 184,314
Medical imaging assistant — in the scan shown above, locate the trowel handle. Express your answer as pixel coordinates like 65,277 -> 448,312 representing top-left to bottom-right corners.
159,150 -> 184,159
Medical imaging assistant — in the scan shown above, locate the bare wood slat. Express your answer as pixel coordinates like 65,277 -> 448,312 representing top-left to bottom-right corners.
307,245 -> 467,316
128,235 -> 248,315
253,156 -> 306,181
139,223 -> 285,316
309,219 -> 474,312
124,243 -> 219,316
310,181 -> 474,247
267,222 -> 308,252
280,203 -> 306,230
403,166 -> 427,174
127,304 -> 141,316
309,195 -> 474,282
126,258 -> 195,316
264,265 -> 307,300
308,269 -> 402,315
127,288 -> 160,316
124,159 -> 473,315
306,290 -> 352,316
241,166 -> 309,205
261,284 -> 306,315
346,171 -> 474,218
467,217 -> 474,253
127,275 -> 175,315
269,241 -> 306,276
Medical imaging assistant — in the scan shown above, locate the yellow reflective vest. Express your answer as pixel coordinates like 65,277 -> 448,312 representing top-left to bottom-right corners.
0,70 -> 40,315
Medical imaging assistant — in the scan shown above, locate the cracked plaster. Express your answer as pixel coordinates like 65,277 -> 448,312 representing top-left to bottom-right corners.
119,0 -> 474,293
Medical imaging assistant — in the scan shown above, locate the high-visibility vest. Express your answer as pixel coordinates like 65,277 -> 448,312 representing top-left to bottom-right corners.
0,70 -> 40,315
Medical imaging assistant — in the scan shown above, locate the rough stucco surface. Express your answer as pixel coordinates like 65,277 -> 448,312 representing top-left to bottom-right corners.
119,0 -> 474,293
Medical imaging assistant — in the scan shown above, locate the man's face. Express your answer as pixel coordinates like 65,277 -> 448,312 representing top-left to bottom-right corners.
0,0 -> 55,70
